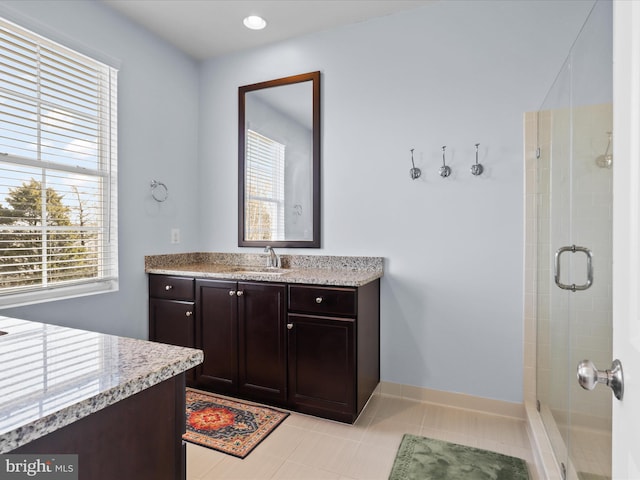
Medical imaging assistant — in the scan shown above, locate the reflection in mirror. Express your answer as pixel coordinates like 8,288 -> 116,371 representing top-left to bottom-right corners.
239,71 -> 320,248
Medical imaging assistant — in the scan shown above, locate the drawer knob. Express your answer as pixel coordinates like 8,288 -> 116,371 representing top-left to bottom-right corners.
237,290 -> 244,297
287,323 -> 293,330
229,290 -> 236,296
185,311 -> 193,317
315,297 -> 323,304
165,285 -> 173,291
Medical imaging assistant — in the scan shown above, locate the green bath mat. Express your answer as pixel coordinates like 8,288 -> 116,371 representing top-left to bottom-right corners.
578,473 -> 610,480
388,434 -> 530,480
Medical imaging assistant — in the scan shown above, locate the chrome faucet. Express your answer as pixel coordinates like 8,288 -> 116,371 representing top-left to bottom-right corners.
264,246 -> 281,269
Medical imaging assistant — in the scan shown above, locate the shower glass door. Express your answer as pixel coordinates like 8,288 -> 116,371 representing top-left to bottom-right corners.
535,1 -> 612,479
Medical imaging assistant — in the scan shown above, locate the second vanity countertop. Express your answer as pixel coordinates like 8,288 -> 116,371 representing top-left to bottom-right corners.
145,252 -> 384,287
0,317 -> 203,453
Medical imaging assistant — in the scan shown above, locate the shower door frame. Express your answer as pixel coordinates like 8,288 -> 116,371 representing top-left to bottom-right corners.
528,3 -> 640,478
530,2 -> 614,478
533,101 -> 613,480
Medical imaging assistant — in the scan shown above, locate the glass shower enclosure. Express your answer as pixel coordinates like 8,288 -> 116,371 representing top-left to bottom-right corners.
533,1 -> 613,479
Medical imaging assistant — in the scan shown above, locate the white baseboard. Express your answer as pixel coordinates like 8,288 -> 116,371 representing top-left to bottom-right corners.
376,381 -> 525,420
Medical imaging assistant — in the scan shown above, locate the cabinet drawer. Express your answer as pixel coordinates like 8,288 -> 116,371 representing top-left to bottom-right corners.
289,285 -> 356,316
149,275 -> 194,301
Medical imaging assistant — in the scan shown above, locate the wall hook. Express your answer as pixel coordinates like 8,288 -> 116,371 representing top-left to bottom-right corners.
439,146 -> 452,178
471,143 -> 484,176
409,148 -> 421,180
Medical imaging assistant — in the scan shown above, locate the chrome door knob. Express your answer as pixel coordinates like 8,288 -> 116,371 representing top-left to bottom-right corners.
315,297 -> 323,304
577,359 -> 624,400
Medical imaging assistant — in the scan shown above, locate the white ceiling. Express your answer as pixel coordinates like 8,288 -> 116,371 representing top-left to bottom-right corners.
101,0 -> 435,61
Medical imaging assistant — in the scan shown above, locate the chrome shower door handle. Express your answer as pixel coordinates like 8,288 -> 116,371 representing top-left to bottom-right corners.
554,245 -> 593,292
577,359 -> 624,400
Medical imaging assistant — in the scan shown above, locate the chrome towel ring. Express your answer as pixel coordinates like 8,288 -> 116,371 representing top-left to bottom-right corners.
150,180 -> 168,202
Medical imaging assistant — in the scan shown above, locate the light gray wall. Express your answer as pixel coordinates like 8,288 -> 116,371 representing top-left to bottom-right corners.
199,0 -> 595,403
0,0 -> 201,338
0,0 -> 598,403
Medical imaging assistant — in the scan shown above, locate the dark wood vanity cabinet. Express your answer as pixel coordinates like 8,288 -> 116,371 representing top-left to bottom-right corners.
192,279 -> 236,392
148,273 -> 380,423
195,279 -> 287,404
149,275 -> 196,384
287,314 -> 355,421
287,280 -> 380,423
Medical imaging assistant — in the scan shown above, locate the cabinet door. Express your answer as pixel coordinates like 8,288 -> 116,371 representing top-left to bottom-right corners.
149,298 -> 195,384
287,314 -> 355,421
195,279 -> 238,393
237,282 -> 287,402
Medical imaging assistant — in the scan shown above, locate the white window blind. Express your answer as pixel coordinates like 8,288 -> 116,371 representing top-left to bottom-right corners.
245,129 -> 285,241
0,17 -> 118,307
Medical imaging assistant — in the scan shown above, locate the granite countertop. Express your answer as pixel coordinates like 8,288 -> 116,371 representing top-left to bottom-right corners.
0,316 -> 204,453
145,252 -> 384,287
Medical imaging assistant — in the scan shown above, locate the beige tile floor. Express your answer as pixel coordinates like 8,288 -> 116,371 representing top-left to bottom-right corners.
186,393 -> 535,480
570,425 -> 611,479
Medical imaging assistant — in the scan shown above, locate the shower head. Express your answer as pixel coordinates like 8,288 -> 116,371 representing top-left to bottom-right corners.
595,153 -> 613,168
596,132 -> 613,168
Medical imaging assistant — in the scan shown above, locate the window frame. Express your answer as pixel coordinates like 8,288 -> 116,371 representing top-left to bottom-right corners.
0,16 -> 118,308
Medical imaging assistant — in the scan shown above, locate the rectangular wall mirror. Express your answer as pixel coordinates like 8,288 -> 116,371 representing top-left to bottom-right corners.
238,71 -> 320,248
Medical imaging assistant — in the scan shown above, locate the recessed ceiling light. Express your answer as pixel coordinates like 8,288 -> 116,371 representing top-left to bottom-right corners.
243,15 -> 267,30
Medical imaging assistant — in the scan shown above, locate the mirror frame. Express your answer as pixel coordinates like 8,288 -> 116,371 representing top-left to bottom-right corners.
238,71 -> 321,248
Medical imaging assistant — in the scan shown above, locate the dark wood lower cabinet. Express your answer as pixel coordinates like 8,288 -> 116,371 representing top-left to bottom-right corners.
287,279 -> 380,423
287,314 -> 356,422
195,279 -> 238,393
237,282 -> 287,403
15,374 -> 187,480
148,275 -> 196,386
148,273 -> 380,424
195,279 -> 287,403
149,298 -> 196,383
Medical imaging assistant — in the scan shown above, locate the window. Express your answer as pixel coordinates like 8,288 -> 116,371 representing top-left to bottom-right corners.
245,129 -> 285,241
0,17 -> 118,307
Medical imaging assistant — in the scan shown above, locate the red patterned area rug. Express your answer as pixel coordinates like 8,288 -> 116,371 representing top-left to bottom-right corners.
183,388 -> 289,459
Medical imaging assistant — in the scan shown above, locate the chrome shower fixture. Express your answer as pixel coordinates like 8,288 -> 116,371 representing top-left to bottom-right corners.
439,146 -> 451,178
596,132 -> 613,168
409,148 -> 421,180
471,143 -> 483,176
